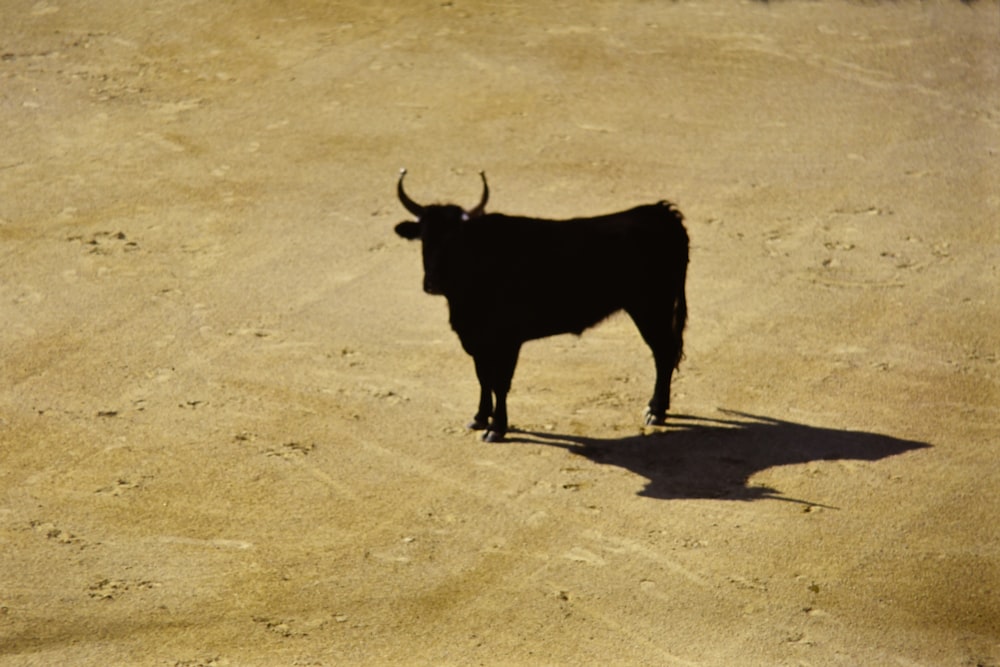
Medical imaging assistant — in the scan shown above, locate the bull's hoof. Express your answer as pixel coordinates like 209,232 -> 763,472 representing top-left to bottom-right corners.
467,418 -> 490,431
644,410 -> 667,427
481,430 -> 505,443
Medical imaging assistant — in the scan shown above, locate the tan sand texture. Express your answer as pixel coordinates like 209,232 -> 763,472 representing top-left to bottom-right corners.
1,1 -> 998,664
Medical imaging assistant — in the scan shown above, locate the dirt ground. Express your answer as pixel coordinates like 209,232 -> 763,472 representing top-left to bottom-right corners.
1,1 -> 998,664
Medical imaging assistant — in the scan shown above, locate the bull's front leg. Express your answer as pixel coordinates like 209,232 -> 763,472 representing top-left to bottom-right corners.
481,343 -> 520,443
469,388 -> 493,431
485,388 -> 509,443
467,345 -> 520,442
468,355 -> 493,431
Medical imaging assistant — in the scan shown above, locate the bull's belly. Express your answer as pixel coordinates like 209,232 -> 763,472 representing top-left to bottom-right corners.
511,298 -> 622,340
448,287 -> 632,346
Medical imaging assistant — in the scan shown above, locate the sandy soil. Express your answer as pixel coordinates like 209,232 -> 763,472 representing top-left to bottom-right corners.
2,1 -> 998,665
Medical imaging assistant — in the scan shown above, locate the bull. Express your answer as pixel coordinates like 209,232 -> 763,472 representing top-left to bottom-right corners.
394,169 -> 688,442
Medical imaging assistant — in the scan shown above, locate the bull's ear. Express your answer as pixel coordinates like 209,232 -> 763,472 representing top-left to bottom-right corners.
394,221 -> 421,240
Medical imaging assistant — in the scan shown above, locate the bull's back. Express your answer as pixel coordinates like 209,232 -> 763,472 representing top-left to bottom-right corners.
459,204 -> 686,340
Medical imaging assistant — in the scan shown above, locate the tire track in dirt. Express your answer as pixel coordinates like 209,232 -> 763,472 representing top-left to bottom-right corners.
357,428 -> 719,636
708,16 -> 998,129
582,529 -> 711,589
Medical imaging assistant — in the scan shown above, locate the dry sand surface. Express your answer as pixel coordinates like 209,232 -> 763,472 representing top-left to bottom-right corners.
2,1 -> 999,665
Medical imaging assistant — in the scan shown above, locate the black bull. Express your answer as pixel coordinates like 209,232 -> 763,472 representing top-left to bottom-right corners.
394,169 -> 689,442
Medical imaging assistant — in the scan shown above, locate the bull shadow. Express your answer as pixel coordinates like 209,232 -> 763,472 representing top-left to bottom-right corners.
507,409 -> 930,504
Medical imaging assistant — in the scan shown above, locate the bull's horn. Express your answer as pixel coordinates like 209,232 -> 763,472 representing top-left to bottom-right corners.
467,171 -> 489,218
397,168 -> 425,217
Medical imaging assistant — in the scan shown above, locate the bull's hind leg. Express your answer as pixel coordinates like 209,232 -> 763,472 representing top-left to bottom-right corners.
626,304 -> 683,427
644,353 -> 677,426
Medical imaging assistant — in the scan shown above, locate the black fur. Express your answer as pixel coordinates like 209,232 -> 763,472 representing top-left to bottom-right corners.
395,173 -> 688,442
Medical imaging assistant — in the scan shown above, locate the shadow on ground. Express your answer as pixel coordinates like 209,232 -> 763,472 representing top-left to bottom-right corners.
508,409 -> 930,504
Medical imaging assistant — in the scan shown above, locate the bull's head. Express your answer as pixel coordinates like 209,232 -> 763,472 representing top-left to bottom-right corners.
394,168 -> 489,295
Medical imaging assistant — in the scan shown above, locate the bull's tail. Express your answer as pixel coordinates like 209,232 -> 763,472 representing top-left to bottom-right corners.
638,200 -> 689,372
668,204 -> 689,370
670,261 -> 688,370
